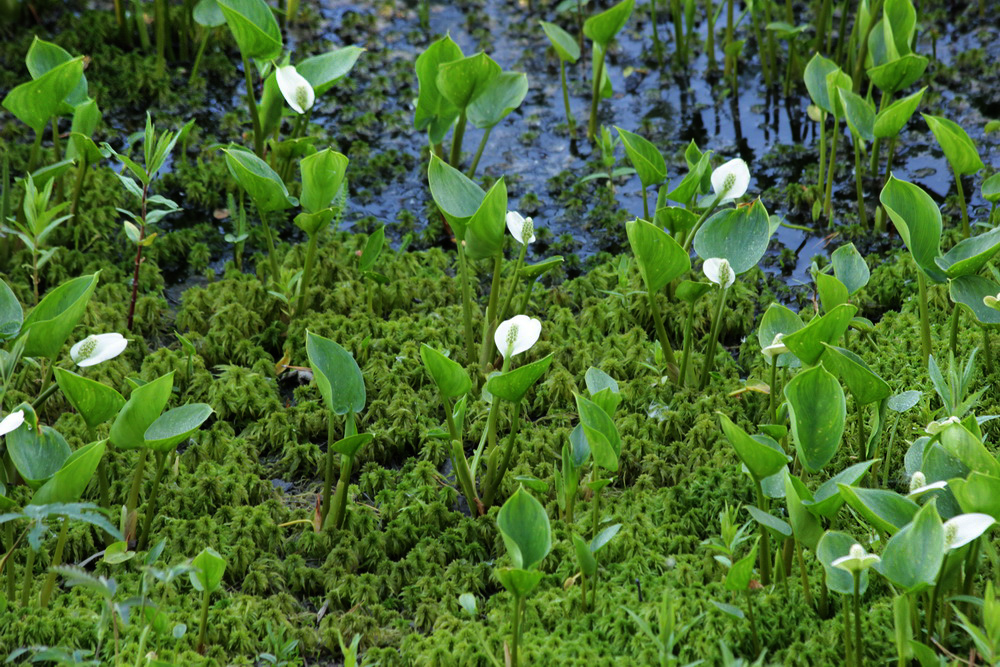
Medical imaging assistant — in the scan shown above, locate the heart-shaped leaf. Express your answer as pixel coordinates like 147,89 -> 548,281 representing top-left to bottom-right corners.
217,0 -> 282,61
625,217 -> 689,294
297,46 -> 365,96
18,273 -> 99,359
110,372 -> 175,450
785,365 -> 845,473
497,486 -> 552,570
693,199 -> 771,275
718,413 -> 789,481
420,344 -> 471,398
306,331 -> 366,415
144,403 -> 213,452
30,440 -> 106,505
54,367 -> 126,430
487,354 -> 554,404
876,500 -> 944,593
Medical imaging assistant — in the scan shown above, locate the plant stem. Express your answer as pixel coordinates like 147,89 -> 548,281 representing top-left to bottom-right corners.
704,0 -> 716,71
295,232 -> 320,317
955,171 -> 970,238
443,395 -> 483,515
466,127 -> 493,178
698,285 -> 728,390
137,451 -> 167,551
671,0 -> 685,65
20,546 -> 36,607
855,400 -> 866,461
92,426 -> 110,511
852,139 -> 868,229
851,0 -> 883,91
745,589 -> 761,657
982,325 -> 995,375
559,60 -> 577,143
916,271 -> 932,364
647,291 -> 680,380
483,401 -> 523,507
197,589 -> 210,653
881,413 -> 902,487
126,448 -> 149,532
321,416 -> 337,524
825,116 -> 840,226
818,113 -> 827,195
588,47 -> 607,141
39,517 -> 70,607
678,300 -> 697,387
241,55 -> 264,157
497,243 -> 527,324
724,0 -> 734,77
753,479 -> 772,586
650,0 -> 664,66
70,158 -> 89,221
853,573 -> 863,666
258,210 -> 282,288
950,302 -> 960,360
189,29 -> 211,83
4,523 -> 15,601
681,194 -> 721,251
510,594 -> 524,667
844,593 -> 855,667
457,244 -> 477,364
327,453 -> 354,531
478,253 -> 505,371
450,112 -> 468,167
795,540 -> 815,608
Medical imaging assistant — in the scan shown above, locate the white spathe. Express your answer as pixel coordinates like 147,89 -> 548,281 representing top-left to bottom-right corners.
710,158 -> 750,203
944,513 -> 995,550
762,333 -> 789,359
832,543 -> 880,573
0,410 -> 25,437
703,257 -> 735,289
276,65 -> 316,115
494,315 -> 542,359
506,211 -> 536,245
71,333 -> 128,367
906,472 -> 948,498
925,416 -> 961,435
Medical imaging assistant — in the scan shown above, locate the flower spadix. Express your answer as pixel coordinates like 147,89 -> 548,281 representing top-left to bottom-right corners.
70,333 -> 128,367
907,472 -> 947,498
832,543 -> 880,574
925,416 -> 961,435
762,333 -> 789,359
506,211 -> 536,245
703,257 -> 735,289
0,410 -> 25,436
984,293 -> 1000,311
276,65 -> 315,115
944,513 -> 995,550
494,315 -> 541,359
710,158 -> 750,203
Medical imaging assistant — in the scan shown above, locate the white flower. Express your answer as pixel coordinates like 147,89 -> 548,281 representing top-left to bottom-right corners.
943,513 -> 995,550
0,410 -> 25,437
276,65 -> 315,115
506,211 -> 536,245
906,472 -> 947,498
703,257 -> 735,289
984,293 -> 1000,311
494,315 -> 542,359
925,416 -> 961,435
762,333 -> 789,359
710,158 -> 750,203
70,333 -> 128,367
832,543 -> 881,573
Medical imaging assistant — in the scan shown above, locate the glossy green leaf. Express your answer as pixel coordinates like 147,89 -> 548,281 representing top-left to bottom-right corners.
576,393 -> 621,471
54,367 -> 125,430
785,365 -> 845,473
306,331 -> 366,416
464,177 -> 507,260
573,533 -> 598,576
838,484 -> 919,534
217,0 -> 282,61
193,0 -> 226,26
617,127 -> 666,189
923,114 -> 984,176
420,344 -> 471,398
803,53 -> 838,114
693,199 -> 771,275
2,57 -> 84,134
359,226 -> 386,273
936,227 -> 1000,278
718,413 -> 789,481
949,472 -> 1000,519
938,422 -> 1000,478
815,272 -> 849,313
189,547 -> 227,593
222,147 -> 293,215
724,540 -> 759,591
867,54 -> 928,95
414,36 -> 463,143
436,52 -> 501,110
67,100 -> 104,164
540,21 -> 580,62
30,440 -> 106,505
109,372 -> 174,450
874,87 -> 925,139
25,37 -> 88,110
757,303 -> 804,368
831,243 -> 870,295
877,501 -> 945,593
0,278 -> 23,341
625,218 -> 690,294
982,173 -> 1000,204
781,304 -> 857,366
819,344 -> 891,405
496,567 -> 544,597
817,531 -> 869,595
803,460 -> 875,519
18,272 -> 99,359
825,68 -> 853,119
583,0 -> 634,47
837,88 -> 875,143
468,72 -> 528,130
519,256 -> 564,281
487,354 -> 554,403
497,486 -> 551,570
331,432 -> 373,458
144,403 -> 213,452
746,505 -> 792,538
427,154 -> 484,239
299,149 -> 348,215
297,46 -> 365,96
784,473 -> 824,549
950,275 -> 1000,325
880,175 -> 944,281
5,407 -> 71,489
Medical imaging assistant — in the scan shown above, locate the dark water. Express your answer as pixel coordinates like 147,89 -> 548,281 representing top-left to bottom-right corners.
293,0 -> 1000,292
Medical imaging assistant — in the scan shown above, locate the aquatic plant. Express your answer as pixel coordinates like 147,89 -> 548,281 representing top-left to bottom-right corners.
583,0 -> 634,141
540,21 -> 581,145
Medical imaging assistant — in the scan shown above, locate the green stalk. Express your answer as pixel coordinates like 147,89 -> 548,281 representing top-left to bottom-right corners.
196,589 -> 210,652
497,243 -> 528,324
321,416 -> 337,523
327,453 -> 354,531
257,210 -> 281,288
795,540 -> 815,608
881,412 -> 903,487
241,55 -> 265,157
745,589 -> 761,657
869,92 -> 891,174
950,302 -> 961,360
678,300 -> 697,387
466,127 -> 492,178
671,0 -> 685,65
483,401 -> 523,507
681,194 -> 721,251
641,186 -> 650,220
443,395 -> 482,515
855,400 -> 866,461
510,595 -> 524,667
457,244 -> 477,364
753,479 -> 772,586
724,0 -> 734,77
39,518 -> 70,607
92,424 -> 110,510
137,451 -> 168,551
698,285 -> 728,390
650,0 -> 664,65
588,50 -> 607,141
844,593 -> 855,666
450,111 -> 468,167
852,139 -> 868,229
70,158 -> 89,221
825,116 -> 840,226
20,546 -> 35,607
851,0 -> 883,92
704,0 -> 716,71
916,271 -> 932,363
134,0 -> 151,51
647,291 -> 680,378
818,114 -> 827,194
768,358 -> 779,423
27,129 -> 43,174
189,29 -> 211,84
559,60 -> 577,143
955,171 -> 970,238
478,253 -> 505,371
982,325 -> 995,375
5,523 -> 15,602
294,233 -> 320,317
154,0 -> 167,75
126,448 -> 149,527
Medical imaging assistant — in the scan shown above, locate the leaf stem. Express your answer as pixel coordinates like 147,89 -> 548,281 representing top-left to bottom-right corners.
38,517 -> 70,607
137,450 -> 167,551
242,55 -> 265,157
698,285 -> 728,390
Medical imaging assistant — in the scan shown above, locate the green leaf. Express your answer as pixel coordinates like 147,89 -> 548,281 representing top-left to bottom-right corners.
825,68 -> 853,120
0,278 -> 24,341
427,154 -> 484,240
982,173 -> 1000,204
867,54 -> 928,95
222,147 -> 293,215
880,175 -> 945,281
675,279 -> 713,305
837,88 -> 875,143
923,114 -> 985,176
496,567 -> 544,597
464,177 -> 507,261
838,484 -> 919,534
306,331 -> 366,415
573,533 -> 598,576
486,354 -> 554,403
831,243 -> 870,294
784,473 -> 823,550
519,256 -> 564,281
297,46 -> 365,96
497,486 -> 552,570
420,344 -> 471,398
819,344 -> 891,405
468,72 -> 528,130
874,87 -> 926,139
803,53 -> 839,114
781,303 -> 857,366
757,303 -> 804,368
616,127 -> 666,189
414,35 -> 463,143
746,505 -> 792,538
25,37 -> 88,110
576,393 -> 621,471
803,459 -> 876,519
299,149 -> 348,215
216,0 -> 282,61
724,540 -> 759,591
693,199 -> 772,275
935,227 -> 1000,278
817,531 -> 869,595
938,422 -> 1000,478
625,218 -> 690,294
950,275 -> 1000,325
6,407 -> 71,488
109,372 -> 174,450
585,367 -> 621,416
193,0 -> 226,26
665,149 -> 712,204
949,472 -> 1000,519
30,440 -> 106,505
815,272 -> 849,313
784,365 -> 845,473
2,57 -> 85,134
540,21 -> 580,62
718,413 -> 789,481
583,0 -> 635,47
18,272 -> 99,359
189,547 -> 227,594
54,367 -> 125,430
436,52 -> 502,110
331,432 -> 373,457
877,501 -> 945,593
359,226 -> 385,273
144,404 -> 213,452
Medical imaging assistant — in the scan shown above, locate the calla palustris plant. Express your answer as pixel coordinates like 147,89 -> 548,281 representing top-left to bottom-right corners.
306,331 -> 368,530
540,21 -> 581,145
803,53 -> 850,222
923,113 -> 985,239
572,522 -> 622,612
190,546 -> 227,652
496,486 -> 551,667
583,0 -> 634,141
616,127 -> 666,220
574,387 -> 622,542
836,87 -> 875,229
